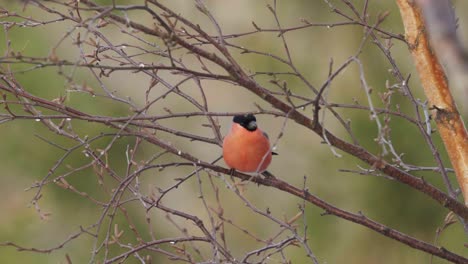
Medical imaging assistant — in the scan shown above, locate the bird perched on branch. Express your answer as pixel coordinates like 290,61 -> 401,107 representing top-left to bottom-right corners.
223,114 -> 275,174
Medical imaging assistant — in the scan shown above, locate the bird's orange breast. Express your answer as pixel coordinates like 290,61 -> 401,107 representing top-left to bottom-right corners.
222,124 -> 272,173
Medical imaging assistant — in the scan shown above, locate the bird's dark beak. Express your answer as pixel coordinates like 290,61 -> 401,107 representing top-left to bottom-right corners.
247,120 -> 257,131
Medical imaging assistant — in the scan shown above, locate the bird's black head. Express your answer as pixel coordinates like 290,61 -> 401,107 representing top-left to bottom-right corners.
233,114 -> 257,131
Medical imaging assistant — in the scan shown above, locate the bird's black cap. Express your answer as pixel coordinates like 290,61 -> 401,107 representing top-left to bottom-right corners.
233,114 -> 257,131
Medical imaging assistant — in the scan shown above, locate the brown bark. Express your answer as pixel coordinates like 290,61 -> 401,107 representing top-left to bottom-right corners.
396,0 -> 468,205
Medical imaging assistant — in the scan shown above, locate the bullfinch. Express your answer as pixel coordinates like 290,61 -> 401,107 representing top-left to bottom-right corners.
222,114 -> 273,173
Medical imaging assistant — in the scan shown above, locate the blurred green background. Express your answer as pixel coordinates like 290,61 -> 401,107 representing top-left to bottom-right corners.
0,0 -> 467,263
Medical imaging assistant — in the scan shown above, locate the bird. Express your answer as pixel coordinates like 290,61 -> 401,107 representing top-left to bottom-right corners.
222,114 -> 274,173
